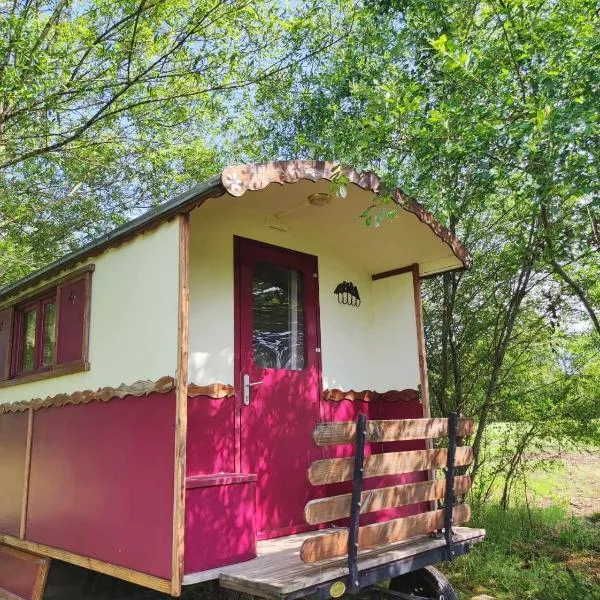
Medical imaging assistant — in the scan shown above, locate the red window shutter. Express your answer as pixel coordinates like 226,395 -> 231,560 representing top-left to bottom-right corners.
56,276 -> 90,364
0,307 -> 13,380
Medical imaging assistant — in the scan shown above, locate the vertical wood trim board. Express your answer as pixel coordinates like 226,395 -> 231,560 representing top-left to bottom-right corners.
19,409 -> 34,539
411,264 -> 430,415
31,556 -> 50,600
411,263 -> 436,508
171,213 -> 190,596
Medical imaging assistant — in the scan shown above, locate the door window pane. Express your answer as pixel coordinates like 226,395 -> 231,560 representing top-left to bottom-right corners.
253,262 -> 305,370
21,309 -> 37,371
42,301 -> 56,366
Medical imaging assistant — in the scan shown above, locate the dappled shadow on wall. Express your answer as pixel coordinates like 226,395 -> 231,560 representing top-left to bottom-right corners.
242,365 -> 322,537
320,397 -> 430,526
186,396 -> 235,475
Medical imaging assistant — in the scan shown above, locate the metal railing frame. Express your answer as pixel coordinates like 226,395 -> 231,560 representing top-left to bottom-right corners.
346,412 -> 459,592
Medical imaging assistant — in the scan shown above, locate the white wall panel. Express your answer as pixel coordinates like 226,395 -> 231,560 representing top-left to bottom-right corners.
371,273 -> 420,391
1,220 -> 180,405
188,201 -> 421,392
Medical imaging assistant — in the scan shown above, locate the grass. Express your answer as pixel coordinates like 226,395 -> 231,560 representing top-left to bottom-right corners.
475,423 -> 600,516
526,451 -> 600,517
439,426 -> 600,599
441,503 -> 600,599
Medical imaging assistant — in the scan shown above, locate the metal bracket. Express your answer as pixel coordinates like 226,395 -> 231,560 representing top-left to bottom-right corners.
343,412 -> 459,598
364,586 -> 431,600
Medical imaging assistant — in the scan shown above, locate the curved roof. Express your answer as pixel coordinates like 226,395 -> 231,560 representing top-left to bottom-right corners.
0,160 -> 470,302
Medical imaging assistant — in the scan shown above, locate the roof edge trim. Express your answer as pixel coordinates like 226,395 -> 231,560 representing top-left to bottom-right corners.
0,176 -> 225,302
0,160 -> 471,302
221,161 -> 471,270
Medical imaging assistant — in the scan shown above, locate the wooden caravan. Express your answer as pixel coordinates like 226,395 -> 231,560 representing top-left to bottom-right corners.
0,161 -> 483,600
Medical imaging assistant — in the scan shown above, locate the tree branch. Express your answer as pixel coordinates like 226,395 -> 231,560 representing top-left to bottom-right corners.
0,25 -> 350,170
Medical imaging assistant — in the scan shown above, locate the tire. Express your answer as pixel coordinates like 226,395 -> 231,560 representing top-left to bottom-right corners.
389,565 -> 458,600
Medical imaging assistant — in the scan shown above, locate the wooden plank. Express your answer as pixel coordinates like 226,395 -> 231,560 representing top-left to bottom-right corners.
412,264 -> 429,413
300,504 -> 471,563
31,557 -> 50,600
187,382 -> 234,398
313,417 -> 475,446
322,389 -> 419,403
171,212 -> 190,596
0,535 -> 171,594
184,526 -> 485,590
308,447 -> 473,486
371,264 -> 415,281
219,530 -> 485,596
411,263 -> 438,510
304,475 -> 471,524
19,409 -> 33,539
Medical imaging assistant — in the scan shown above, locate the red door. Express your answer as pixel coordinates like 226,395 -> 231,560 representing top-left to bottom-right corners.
235,237 -> 321,539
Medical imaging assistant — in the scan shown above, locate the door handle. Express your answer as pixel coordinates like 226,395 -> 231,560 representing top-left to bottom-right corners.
243,374 -> 263,406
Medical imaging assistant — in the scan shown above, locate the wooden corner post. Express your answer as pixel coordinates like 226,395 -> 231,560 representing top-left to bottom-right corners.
412,263 -> 437,508
19,408 -> 34,539
171,213 -> 190,596
411,264 -> 430,417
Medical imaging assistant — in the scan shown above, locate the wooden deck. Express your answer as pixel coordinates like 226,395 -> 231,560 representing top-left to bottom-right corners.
183,526 -> 485,598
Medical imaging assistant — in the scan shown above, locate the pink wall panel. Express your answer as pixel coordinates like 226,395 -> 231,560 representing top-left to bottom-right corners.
0,551 -> 37,600
369,398 -> 429,523
186,396 -> 235,476
319,398 -> 429,527
319,398 -> 376,459
0,411 -> 28,536
184,475 -> 256,574
26,393 -> 176,579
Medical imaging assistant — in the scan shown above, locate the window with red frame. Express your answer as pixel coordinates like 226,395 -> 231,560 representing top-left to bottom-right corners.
0,268 -> 93,383
13,295 -> 58,376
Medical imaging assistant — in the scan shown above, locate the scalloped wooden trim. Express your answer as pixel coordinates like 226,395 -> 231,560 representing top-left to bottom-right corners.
187,382 -> 235,398
323,388 -> 420,402
0,376 -> 175,414
221,161 -> 471,270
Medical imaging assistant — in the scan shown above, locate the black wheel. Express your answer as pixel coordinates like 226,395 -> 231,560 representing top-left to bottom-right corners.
389,565 -> 458,600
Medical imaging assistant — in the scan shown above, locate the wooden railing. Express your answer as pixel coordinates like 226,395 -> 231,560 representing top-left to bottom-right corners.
302,414 -> 474,589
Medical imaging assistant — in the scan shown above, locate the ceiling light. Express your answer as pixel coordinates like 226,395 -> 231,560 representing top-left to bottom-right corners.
307,193 -> 332,207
